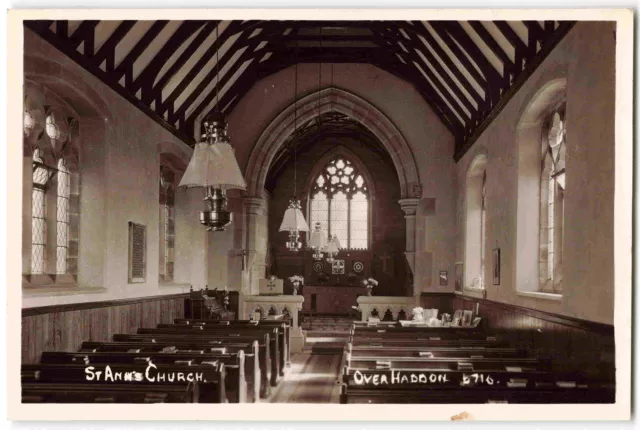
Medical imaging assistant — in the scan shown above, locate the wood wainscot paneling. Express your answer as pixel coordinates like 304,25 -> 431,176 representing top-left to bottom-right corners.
22,293 -> 188,364
418,292 -> 615,380
419,292 -> 457,314
452,294 -> 615,381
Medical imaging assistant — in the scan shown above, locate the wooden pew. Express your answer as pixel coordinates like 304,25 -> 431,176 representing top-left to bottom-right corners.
22,383 -> 194,403
350,327 -> 488,341
22,362 -> 226,403
113,333 -> 272,398
174,319 -> 291,368
339,368 -> 615,404
157,322 -> 288,377
347,344 -> 529,359
77,343 -> 256,402
345,356 -> 551,372
349,338 -> 507,348
138,325 -> 282,385
39,349 -> 250,403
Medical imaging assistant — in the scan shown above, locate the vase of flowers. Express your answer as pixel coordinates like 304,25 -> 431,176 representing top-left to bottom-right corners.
363,277 -> 378,296
289,275 -> 304,296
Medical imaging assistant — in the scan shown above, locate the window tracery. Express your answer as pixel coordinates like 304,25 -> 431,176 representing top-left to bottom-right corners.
309,157 -> 369,249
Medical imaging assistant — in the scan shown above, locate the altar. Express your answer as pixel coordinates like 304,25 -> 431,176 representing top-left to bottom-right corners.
302,284 -> 367,314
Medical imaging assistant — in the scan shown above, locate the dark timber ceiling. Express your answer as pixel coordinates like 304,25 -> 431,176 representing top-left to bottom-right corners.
25,20 -> 575,160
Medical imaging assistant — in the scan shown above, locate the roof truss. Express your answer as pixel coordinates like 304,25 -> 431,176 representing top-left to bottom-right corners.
24,19 -> 575,160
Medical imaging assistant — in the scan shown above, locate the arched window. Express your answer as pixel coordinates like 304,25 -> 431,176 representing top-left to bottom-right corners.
23,87 -> 80,285
465,154 -> 488,290
159,166 -> 176,282
309,157 -> 369,249
56,158 -> 70,274
515,79 -> 566,297
31,148 -> 53,274
539,109 -> 566,293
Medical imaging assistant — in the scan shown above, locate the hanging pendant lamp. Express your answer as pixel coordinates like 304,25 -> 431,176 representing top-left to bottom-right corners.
279,60 -> 309,251
178,23 -> 246,231
325,234 -> 341,263
308,222 -> 327,260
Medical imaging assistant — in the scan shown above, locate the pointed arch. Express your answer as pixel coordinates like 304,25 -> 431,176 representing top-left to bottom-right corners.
244,87 -> 421,199
306,146 -> 374,250
515,77 -> 567,295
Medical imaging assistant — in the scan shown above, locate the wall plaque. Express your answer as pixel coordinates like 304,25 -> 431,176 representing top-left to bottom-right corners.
353,261 -> 364,273
128,222 -> 146,283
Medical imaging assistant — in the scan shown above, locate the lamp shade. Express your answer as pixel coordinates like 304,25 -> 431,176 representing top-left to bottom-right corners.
178,141 -> 246,190
308,223 -> 327,249
332,235 -> 342,249
279,199 -> 309,232
325,235 -> 340,253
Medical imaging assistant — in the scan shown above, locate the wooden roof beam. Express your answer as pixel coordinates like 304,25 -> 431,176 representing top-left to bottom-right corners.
158,20 -> 245,117
438,21 -> 505,109
180,23 -> 289,125
493,21 -> 528,71
131,21 -> 208,99
92,21 -> 137,72
375,25 -> 477,122
189,24 -> 298,123
68,20 -> 99,56
114,21 -> 169,90
149,21 -> 219,108
394,21 -> 486,108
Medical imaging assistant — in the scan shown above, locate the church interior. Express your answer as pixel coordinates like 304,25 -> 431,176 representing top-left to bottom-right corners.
19,18 -> 618,405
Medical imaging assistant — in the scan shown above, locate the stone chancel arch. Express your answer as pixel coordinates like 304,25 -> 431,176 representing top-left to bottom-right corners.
241,87 -> 423,298
244,87 -> 421,200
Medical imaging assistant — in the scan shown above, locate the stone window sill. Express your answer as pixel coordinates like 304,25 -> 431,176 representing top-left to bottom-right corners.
516,290 -> 563,301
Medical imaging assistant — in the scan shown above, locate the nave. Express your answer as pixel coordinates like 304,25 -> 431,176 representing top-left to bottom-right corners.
16,14 -> 625,415
21,304 -> 615,404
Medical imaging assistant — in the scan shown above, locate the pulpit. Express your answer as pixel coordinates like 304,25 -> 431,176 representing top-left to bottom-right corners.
187,287 -> 235,320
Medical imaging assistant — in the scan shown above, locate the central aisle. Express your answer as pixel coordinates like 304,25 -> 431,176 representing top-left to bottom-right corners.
268,315 -> 355,403
268,352 -> 342,403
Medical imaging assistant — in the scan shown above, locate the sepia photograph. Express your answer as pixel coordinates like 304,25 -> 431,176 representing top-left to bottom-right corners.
5,7 -> 633,422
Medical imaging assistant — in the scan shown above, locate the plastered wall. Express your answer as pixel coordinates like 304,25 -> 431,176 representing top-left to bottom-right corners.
455,22 -> 616,324
22,28 -> 208,308
227,63 -> 457,293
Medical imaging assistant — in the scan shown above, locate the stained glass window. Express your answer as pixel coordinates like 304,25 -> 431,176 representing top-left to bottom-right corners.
159,168 -> 175,282
31,149 -> 52,274
45,114 -> 60,140
56,158 -> 70,274
309,157 -> 369,249
541,110 -> 566,290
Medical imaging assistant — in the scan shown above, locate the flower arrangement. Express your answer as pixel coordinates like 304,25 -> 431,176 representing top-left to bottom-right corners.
362,277 -> 378,296
411,306 -> 425,322
222,290 -> 230,309
289,275 -> 304,295
289,275 -> 304,285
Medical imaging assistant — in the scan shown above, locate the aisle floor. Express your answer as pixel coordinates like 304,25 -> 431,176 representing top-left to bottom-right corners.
268,352 -> 343,403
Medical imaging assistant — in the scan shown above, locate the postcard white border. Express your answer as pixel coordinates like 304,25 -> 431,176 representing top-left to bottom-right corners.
5,7 -> 634,422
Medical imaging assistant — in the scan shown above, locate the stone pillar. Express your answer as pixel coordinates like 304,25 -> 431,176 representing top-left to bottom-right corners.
243,196 -> 267,296
399,198 -> 420,300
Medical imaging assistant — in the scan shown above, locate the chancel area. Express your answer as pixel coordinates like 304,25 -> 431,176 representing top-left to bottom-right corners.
19,18 -> 617,404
